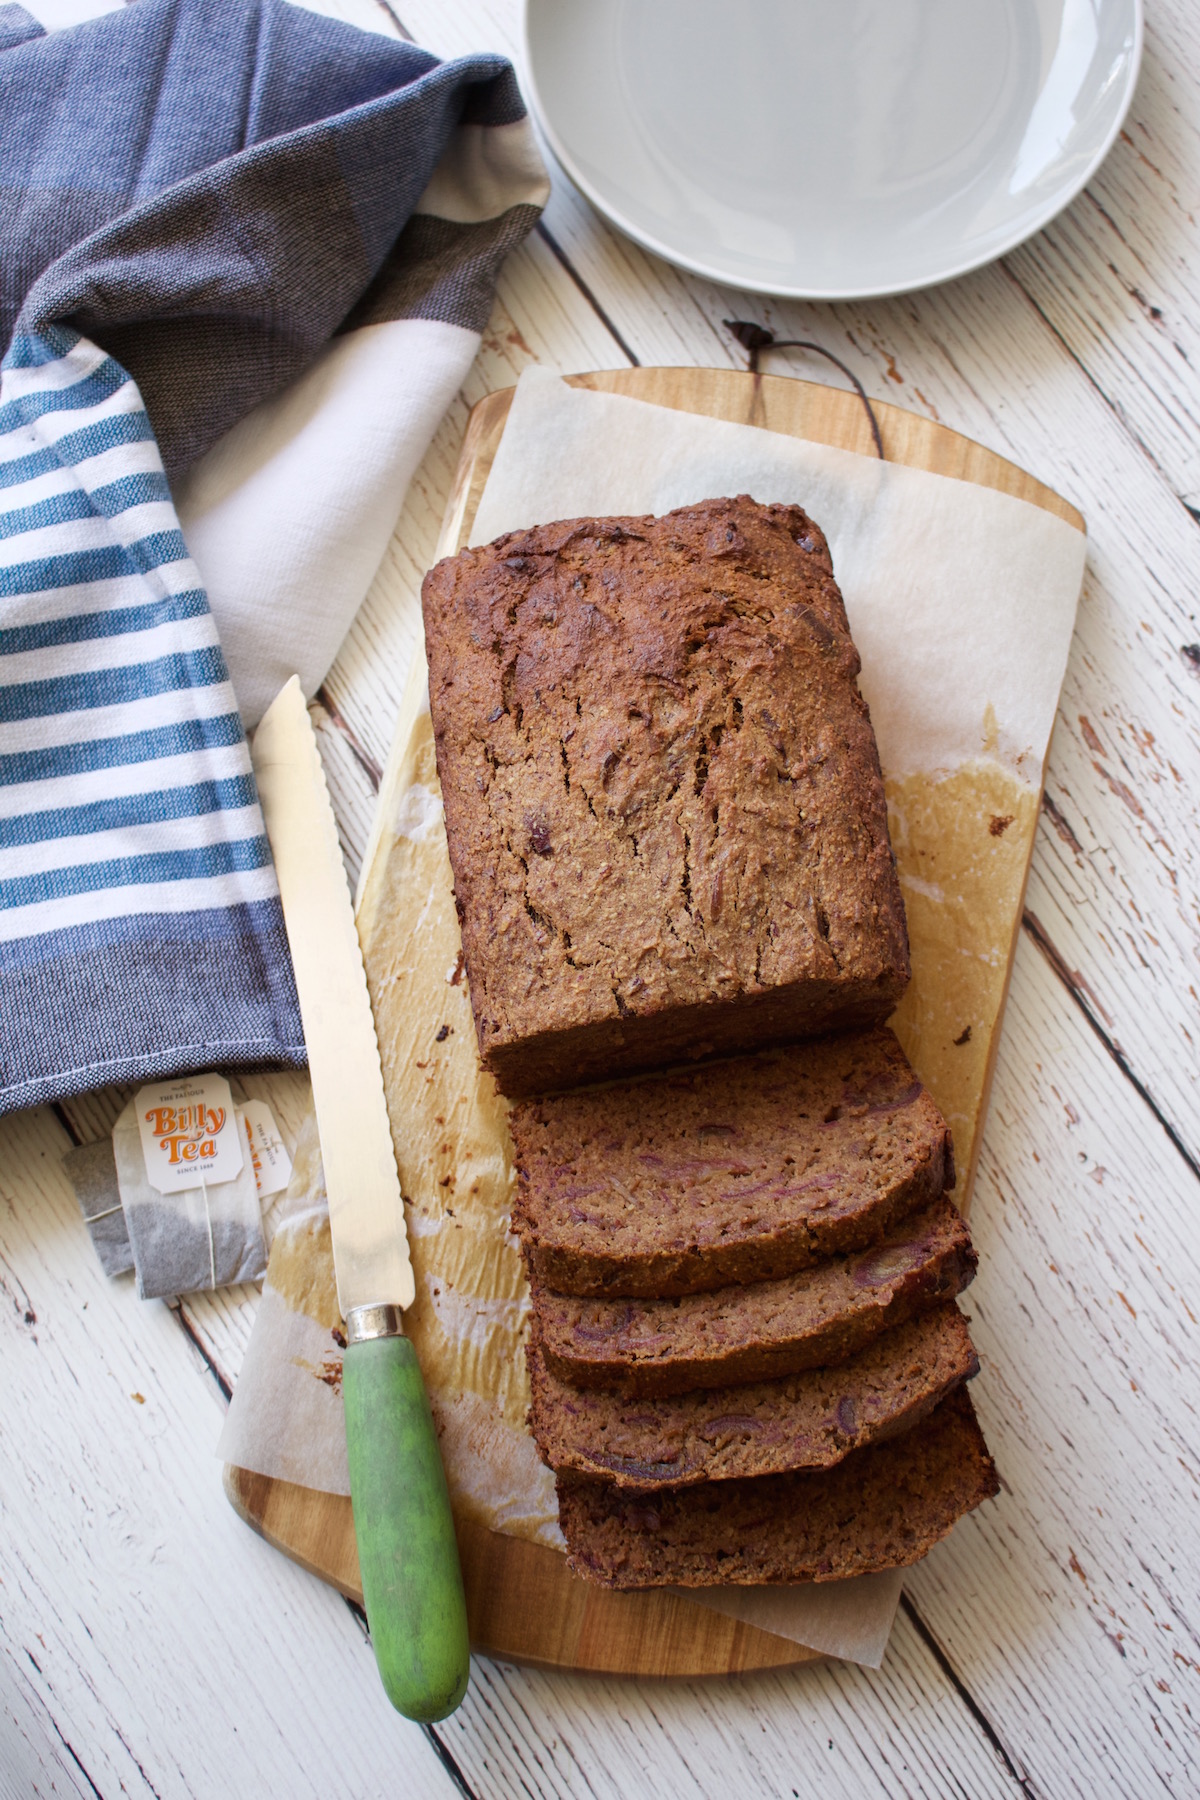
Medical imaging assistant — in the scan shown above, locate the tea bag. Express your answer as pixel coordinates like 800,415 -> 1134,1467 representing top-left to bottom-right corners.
62,1136 -> 135,1278
112,1076 -> 268,1299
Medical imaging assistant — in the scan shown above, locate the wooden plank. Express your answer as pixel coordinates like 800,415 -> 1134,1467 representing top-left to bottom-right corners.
0,1647 -> 98,1800
900,923 -> 1200,1796
1007,7 -> 1200,513
0,1106 -> 465,1799
433,1606 -> 1028,1800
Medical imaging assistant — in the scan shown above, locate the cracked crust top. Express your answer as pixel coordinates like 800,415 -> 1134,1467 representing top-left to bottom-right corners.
421,496 -> 910,1095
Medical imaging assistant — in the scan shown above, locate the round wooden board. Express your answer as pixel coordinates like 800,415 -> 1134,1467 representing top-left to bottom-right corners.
226,367 -> 1083,1681
223,1466 -> 814,1678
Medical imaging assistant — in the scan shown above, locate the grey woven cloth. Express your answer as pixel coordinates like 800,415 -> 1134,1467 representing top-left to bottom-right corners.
2,0 -> 536,475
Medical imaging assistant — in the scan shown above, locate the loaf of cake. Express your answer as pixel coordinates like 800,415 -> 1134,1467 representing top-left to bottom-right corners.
422,497 -> 910,1096
556,1386 -> 999,1588
509,1029 -> 953,1297
531,1194 -> 976,1396
527,1302 -> 978,1487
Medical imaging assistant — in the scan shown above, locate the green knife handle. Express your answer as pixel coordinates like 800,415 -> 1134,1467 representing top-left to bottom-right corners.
342,1328 -> 470,1721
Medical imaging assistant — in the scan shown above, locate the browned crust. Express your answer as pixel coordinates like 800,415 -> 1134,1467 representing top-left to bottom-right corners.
422,498 -> 909,1097
527,1303 -> 979,1488
555,1386 -> 1000,1588
532,1195 -> 977,1396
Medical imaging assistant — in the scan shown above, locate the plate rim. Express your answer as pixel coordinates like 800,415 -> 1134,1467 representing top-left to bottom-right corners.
520,0 -> 1145,301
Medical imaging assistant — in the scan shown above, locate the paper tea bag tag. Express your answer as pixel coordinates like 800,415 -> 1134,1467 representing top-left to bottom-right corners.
134,1073 -> 244,1194
240,1099 -> 292,1199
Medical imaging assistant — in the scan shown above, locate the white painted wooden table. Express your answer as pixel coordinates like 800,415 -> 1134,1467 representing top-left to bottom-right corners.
4,2 -> 1199,1794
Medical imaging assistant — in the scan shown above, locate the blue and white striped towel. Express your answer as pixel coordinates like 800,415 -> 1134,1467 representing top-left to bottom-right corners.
1,324 -> 300,1107
0,0 -> 546,1114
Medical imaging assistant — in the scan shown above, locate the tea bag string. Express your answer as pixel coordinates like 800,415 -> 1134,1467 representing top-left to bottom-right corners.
724,321 -> 885,461
199,1171 -> 216,1290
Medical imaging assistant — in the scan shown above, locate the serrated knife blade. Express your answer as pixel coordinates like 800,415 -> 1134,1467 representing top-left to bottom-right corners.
251,676 -> 414,1317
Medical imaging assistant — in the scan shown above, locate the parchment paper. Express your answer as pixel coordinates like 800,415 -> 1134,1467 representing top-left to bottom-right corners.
220,369 -> 1086,1668
472,370 -> 1083,784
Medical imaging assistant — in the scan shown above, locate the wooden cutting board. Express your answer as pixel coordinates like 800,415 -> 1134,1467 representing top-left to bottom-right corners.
225,367 -> 1083,1679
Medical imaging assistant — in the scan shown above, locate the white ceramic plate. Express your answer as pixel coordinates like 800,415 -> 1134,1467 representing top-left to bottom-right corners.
522,0 -> 1143,300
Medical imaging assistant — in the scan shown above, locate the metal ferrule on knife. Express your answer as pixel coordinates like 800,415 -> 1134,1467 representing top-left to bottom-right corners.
345,1302 -> 406,1344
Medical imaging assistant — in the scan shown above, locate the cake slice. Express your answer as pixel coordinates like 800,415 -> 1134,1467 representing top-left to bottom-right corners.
510,1028 -> 953,1297
422,497 -> 909,1096
528,1303 -> 978,1487
532,1194 -> 975,1396
555,1386 -> 999,1588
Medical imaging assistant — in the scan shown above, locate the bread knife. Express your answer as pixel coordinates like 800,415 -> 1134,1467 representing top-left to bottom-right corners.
252,676 -> 469,1722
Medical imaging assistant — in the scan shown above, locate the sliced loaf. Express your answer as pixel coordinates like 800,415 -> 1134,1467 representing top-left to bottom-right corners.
556,1386 -> 999,1588
510,1028 -> 954,1297
532,1194 -> 975,1396
528,1302 -> 978,1487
